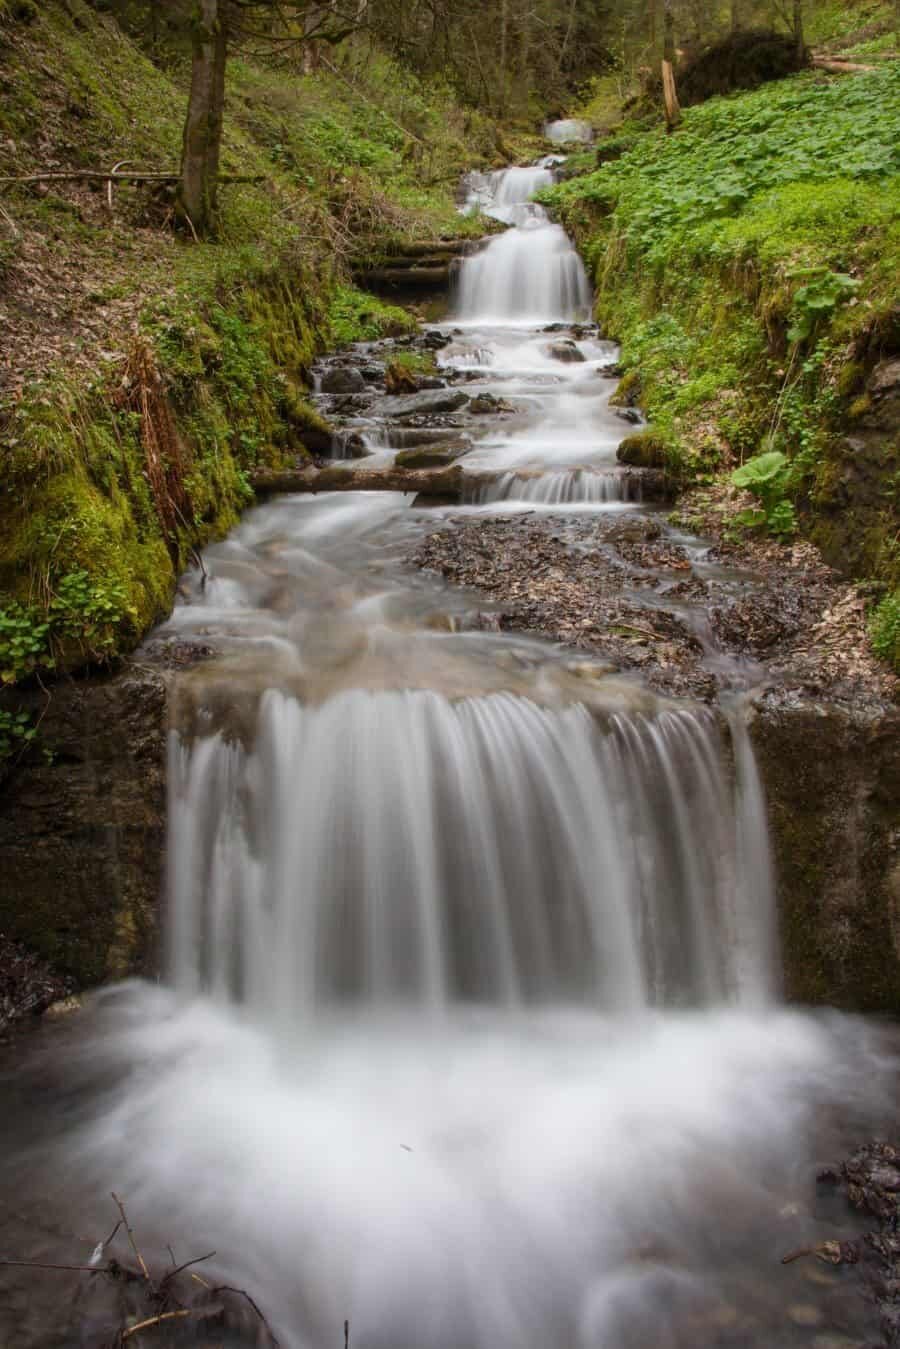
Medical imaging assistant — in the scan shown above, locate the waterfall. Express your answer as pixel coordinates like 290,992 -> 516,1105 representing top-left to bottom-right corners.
454,165 -> 592,324
168,689 -> 775,1018
476,469 -> 638,505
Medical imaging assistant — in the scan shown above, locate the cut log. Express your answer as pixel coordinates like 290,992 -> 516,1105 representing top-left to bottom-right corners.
356,265 -> 452,288
252,464 -> 469,498
811,56 -> 879,73
251,462 -> 677,502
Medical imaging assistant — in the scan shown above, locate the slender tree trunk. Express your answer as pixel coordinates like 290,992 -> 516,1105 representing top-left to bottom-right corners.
662,0 -> 681,133
793,0 -> 805,61
731,0 -> 740,32
499,0 -> 508,116
178,0 -> 227,236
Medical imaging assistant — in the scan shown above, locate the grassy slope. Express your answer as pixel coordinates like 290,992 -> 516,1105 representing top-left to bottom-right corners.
0,0 -> 495,702
544,60 -> 900,665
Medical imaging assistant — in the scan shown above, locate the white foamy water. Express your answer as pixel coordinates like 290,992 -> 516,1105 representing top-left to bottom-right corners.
476,468 -> 638,505
454,166 -> 591,324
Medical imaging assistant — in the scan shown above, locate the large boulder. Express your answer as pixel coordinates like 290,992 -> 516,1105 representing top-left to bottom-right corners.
320,366 -> 366,394
544,340 -> 585,364
378,389 -> 470,419
394,439 -> 472,469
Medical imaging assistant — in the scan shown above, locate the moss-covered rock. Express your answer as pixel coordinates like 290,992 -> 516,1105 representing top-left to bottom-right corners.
616,429 -> 668,469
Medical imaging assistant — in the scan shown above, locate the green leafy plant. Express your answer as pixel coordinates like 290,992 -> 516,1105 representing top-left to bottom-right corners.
731,450 -> 796,536
787,271 -> 860,344
0,708 -> 37,763
869,590 -> 900,671
49,570 -> 133,656
0,605 -> 52,684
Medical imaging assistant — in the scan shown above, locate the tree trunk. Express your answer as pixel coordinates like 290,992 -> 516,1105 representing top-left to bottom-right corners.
662,0 -> 681,133
793,0 -> 805,62
178,0 -> 227,236
731,0 -> 740,32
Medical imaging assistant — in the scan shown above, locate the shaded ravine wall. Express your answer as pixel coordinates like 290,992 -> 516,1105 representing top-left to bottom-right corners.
1,669 -> 898,1013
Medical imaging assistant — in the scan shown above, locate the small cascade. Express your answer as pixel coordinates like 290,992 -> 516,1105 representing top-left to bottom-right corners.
168,688 -> 775,1018
454,164 -> 592,325
544,118 -> 593,144
476,468 -> 638,505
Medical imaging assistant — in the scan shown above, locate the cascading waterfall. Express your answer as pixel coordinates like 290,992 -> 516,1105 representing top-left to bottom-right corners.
8,151 -> 889,1349
454,164 -> 592,323
168,689 -> 775,1017
475,468 -> 637,505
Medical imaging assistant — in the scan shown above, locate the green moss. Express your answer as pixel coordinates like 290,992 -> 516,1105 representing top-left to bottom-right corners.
327,283 -> 416,346
870,589 -> 900,672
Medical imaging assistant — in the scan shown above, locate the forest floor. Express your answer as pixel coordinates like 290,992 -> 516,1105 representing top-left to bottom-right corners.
409,497 -> 896,708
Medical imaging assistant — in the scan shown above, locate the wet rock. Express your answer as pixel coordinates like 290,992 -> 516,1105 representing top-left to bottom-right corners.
328,393 -> 373,414
751,697 -> 900,1012
378,388 -> 470,419
395,440 -> 471,470
360,364 -> 384,382
423,331 -> 451,350
614,407 -> 643,426
0,664 -> 168,988
544,340 -> 585,364
320,366 -> 366,394
788,1305 -> 825,1327
469,393 -> 513,415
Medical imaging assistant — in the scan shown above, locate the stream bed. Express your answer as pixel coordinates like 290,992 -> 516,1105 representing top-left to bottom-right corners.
1,161 -> 898,1349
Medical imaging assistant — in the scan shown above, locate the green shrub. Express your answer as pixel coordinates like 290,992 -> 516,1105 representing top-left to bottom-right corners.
869,590 -> 900,671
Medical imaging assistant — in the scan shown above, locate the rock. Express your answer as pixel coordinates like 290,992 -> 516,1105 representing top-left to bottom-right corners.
751,697 -> 900,1012
423,331 -> 451,350
0,664 -> 168,987
328,393 -> 373,414
395,440 -> 471,469
614,407 -> 642,426
378,388 -> 470,419
788,1306 -> 824,1328
320,366 -> 366,394
544,340 -> 586,364
617,430 -> 667,469
469,393 -> 513,415
361,364 -> 384,381
868,358 -> 900,400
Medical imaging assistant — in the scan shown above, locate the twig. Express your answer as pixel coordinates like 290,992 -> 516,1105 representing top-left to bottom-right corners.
345,1317 -> 350,1349
0,1259 -> 117,1274
111,1193 -> 152,1285
161,1250 -> 216,1284
120,1309 -> 192,1341
610,622 -> 663,641
213,1286 -> 280,1346
0,172 -> 266,187
781,1247 -> 814,1264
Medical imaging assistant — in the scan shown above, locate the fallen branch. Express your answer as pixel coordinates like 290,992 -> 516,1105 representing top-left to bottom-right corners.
120,1309 -> 192,1341
811,56 -> 878,73
112,1193 -> 152,1284
0,172 -> 265,187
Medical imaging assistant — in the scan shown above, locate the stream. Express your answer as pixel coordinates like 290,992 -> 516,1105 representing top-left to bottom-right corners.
1,162 -> 897,1349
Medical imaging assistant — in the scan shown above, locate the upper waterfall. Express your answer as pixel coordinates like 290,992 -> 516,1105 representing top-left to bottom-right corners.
454,163 -> 592,324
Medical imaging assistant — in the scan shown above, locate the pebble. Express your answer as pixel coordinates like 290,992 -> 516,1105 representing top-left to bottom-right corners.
788,1304 -> 825,1327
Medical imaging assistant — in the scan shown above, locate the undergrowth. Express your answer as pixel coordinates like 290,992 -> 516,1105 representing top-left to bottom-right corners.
543,66 -> 900,591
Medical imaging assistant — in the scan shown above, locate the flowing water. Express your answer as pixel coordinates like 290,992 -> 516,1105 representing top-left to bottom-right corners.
1,163 -> 895,1349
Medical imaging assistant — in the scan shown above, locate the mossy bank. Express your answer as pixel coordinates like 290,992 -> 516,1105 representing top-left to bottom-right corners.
0,0 -> 496,710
